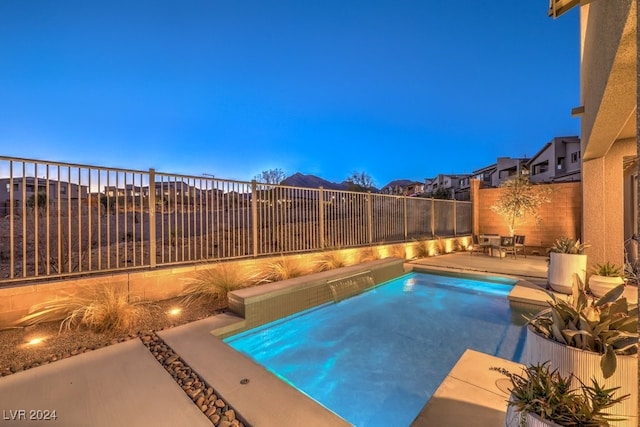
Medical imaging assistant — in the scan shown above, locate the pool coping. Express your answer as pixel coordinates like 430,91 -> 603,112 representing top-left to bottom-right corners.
161,260 -> 639,427
158,314 -> 352,427
410,349 -> 523,427
160,262 -> 555,427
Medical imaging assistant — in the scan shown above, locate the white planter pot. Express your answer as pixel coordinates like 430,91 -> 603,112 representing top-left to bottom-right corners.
524,413 -> 563,427
506,404 -> 563,427
523,326 -> 638,426
547,252 -> 587,294
588,274 -> 625,297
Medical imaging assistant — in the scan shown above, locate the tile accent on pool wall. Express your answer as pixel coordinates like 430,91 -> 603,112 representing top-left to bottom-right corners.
222,258 -> 406,337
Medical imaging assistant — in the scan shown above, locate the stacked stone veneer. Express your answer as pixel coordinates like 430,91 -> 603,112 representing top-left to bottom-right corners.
476,182 -> 582,253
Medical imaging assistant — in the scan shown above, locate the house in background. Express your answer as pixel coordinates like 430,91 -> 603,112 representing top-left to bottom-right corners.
380,180 -> 426,197
528,136 -> 581,183
0,177 -> 88,214
405,181 -> 425,197
472,157 -> 529,188
472,164 -> 496,188
425,174 -> 470,200
496,157 -> 530,183
103,184 -> 154,198
456,176 -> 471,201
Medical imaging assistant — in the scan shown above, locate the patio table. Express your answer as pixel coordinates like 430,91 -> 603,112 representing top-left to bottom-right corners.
480,235 -> 502,257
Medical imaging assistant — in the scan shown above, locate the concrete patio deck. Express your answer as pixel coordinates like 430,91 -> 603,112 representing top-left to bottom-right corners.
0,253 -> 635,426
409,251 -> 549,282
407,253 -> 637,426
0,339 -> 212,427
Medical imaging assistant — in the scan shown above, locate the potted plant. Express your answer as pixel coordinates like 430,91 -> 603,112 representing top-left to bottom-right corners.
524,276 -> 638,425
589,262 -> 625,298
493,362 -> 628,427
547,237 -> 589,294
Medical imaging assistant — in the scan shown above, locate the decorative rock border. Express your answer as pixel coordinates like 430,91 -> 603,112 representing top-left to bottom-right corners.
140,332 -> 247,427
1,330 -> 247,427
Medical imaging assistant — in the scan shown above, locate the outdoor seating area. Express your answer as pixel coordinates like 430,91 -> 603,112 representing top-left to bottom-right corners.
470,234 -> 527,259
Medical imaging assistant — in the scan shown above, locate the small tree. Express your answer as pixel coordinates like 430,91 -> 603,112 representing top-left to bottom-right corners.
254,168 -> 286,185
432,187 -> 451,199
345,171 -> 375,192
27,192 -> 48,209
490,173 -> 551,236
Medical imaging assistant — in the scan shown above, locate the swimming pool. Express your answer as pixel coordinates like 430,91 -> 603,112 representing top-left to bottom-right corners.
225,271 -> 531,427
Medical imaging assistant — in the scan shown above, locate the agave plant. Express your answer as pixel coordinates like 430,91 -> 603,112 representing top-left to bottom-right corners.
591,262 -> 623,278
548,237 -> 590,254
493,362 -> 628,427
527,275 -> 638,379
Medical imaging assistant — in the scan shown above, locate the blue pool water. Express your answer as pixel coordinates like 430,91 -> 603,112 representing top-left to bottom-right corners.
225,272 -> 530,427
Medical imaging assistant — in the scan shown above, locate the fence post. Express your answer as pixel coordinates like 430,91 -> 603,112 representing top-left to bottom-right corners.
251,180 -> 258,257
149,168 -> 156,268
367,191 -> 373,244
470,178 -> 480,236
9,161 -> 14,278
431,198 -> 436,238
403,195 -> 408,241
453,200 -> 457,236
318,187 -> 325,249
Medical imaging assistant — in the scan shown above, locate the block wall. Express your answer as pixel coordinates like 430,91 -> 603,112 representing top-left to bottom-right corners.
476,182 -> 582,254
0,239 -> 464,327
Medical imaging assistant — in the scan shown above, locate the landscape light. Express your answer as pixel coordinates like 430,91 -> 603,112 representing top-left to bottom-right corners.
27,337 -> 44,346
168,307 -> 182,317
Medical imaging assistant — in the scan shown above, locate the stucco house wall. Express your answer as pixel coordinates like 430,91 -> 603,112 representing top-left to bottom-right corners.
578,0 -> 636,269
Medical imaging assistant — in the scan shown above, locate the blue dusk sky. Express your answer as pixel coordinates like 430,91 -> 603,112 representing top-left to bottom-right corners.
0,1 -> 580,187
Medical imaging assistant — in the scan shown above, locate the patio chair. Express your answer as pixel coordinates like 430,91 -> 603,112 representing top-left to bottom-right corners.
514,235 -> 526,258
469,234 -> 490,256
497,236 -> 517,259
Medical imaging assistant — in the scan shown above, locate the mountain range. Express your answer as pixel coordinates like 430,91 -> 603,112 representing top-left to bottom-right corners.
281,173 -> 349,190
280,173 -> 416,192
